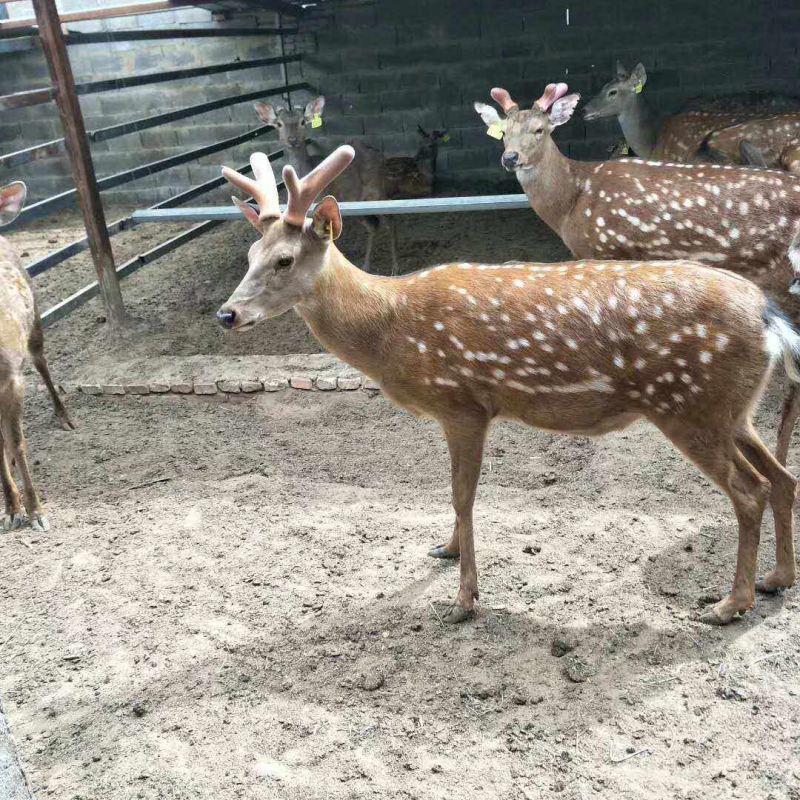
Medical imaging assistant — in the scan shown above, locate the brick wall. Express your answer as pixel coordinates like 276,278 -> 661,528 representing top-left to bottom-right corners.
2,0 -> 799,208
297,0 -> 800,193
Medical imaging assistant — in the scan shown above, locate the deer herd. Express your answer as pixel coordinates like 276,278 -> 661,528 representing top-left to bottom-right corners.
4,63 -> 800,629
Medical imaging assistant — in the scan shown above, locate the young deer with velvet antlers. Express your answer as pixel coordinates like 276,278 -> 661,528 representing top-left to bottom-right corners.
0,182 -> 75,532
477,82 -> 800,462
254,96 -> 398,272
215,146 -> 800,626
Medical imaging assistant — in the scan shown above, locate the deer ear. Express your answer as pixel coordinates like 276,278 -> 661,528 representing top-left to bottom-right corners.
304,96 -> 325,121
254,101 -> 278,125
549,93 -> 580,128
232,196 -> 262,232
474,101 -> 501,127
311,195 -> 342,241
0,182 -> 26,227
616,59 -> 628,78
631,63 -> 647,88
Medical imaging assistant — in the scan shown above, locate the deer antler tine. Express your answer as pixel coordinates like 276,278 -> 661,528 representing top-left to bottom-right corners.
221,167 -> 261,202
283,145 -> 355,227
535,82 -> 570,111
490,87 -> 518,114
250,152 -> 280,219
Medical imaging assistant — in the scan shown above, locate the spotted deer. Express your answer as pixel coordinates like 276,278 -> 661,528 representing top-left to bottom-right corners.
254,95 -> 397,272
385,126 -> 449,199
705,115 -> 800,174
477,82 -> 800,462
0,182 -> 75,532
214,146 -> 800,626
583,62 -> 778,162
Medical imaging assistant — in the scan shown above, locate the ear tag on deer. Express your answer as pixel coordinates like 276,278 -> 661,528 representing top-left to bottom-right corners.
622,143 -> 629,154
487,120 -> 505,139
634,81 -> 644,94
311,113 -> 323,129
442,133 -> 450,143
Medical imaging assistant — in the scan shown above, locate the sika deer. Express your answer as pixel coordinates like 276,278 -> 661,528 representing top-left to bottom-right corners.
477,82 -> 800,461
385,126 -> 449,199
705,115 -> 800,174
254,95 -> 397,272
0,182 -> 75,532
215,147 -> 800,626
583,62 -> 773,162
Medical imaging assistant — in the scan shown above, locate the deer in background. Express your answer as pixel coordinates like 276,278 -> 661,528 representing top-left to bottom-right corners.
0,182 -> 75,532
215,146 -> 799,627
582,61 -> 779,162
704,115 -> 800,174
477,82 -> 800,462
385,126 -> 449,199
254,95 -> 398,272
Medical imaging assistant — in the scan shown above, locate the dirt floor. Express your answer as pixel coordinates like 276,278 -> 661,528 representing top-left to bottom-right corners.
1,205 -> 800,799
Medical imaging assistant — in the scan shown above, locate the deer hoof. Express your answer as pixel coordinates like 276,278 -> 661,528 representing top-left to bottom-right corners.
30,515 -> 50,533
58,411 -> 77,431
427,543 -> 459,559
756,571 -> 793,594
3,513 -> 25,531
441,603 -> 475,624
699,597 -> 747,626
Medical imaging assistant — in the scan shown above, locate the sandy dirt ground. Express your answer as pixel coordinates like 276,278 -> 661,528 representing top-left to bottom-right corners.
0,203 -> 800,800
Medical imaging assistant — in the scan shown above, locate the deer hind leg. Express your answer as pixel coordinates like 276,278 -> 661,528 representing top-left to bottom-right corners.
656,419 -> 770,625
0,420 -> 23,531
28,317 -> 75,431
0,378 -> 48,532
776,381 -> 800,466
736,422 -> 798,594
359,215 -> 380,272
436,414 -> 489,623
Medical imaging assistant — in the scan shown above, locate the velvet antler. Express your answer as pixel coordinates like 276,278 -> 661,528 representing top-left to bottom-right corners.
535,83 -> 569,111
222,152 -> 280,221
490,87 -> 519,114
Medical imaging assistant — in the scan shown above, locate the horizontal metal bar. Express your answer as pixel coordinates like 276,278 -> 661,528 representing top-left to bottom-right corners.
0,53 -> 301,110
17,128 -> 279,224
132,194 -> 533,222
41,180 -> 286,328
0,25 -> 298,42
0,36 -> 36,53
0,138 -> 66,169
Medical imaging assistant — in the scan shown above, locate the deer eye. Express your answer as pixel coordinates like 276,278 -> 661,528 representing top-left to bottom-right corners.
300,119 -> 307,126
277,257 -> 293,270
608,89 -> 618,97
276,121 -> 283,127
534,127 -> 544,135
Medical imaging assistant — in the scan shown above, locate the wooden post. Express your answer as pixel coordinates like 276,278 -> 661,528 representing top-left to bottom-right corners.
33,0 -> 128,326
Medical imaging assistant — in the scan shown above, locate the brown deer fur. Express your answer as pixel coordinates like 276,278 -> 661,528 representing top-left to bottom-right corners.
0,182 -> 75,532
215,147 -> 800,627
705,114 -> 800,174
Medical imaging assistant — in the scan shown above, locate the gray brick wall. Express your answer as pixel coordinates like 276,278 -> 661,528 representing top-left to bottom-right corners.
1,0 -> 309,206
295,0 -> 800,192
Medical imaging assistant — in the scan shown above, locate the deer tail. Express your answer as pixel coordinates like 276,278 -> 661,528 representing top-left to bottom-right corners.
764,299 -> 800,384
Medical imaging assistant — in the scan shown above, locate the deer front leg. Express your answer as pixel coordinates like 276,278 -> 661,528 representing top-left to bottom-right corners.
437,414 -> 489,624
776,381 -> 800,467
0,426 -> 22,531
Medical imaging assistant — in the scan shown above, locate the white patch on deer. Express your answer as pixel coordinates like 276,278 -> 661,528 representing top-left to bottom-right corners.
699,350 -> 712,363
435,377 -> 459,387
417,342 -> 427,353
716,333 -> 729,351
434,321 -> 444,331
449,335 -> 464,350
513,279 -> 524,288
635,321 -> 648,334
490,298 -> 501,306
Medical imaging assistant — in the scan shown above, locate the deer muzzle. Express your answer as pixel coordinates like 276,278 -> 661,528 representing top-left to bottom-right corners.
501,150 -> 520,171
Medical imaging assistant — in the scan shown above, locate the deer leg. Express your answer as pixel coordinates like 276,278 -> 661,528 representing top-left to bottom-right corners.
775,381 -> 799,467
385,216 -> 399,275
0,422 -> 23,531
437,414 -> 489,624
359,215 -> 380,273
739,139 -> 768,168
736,422 -> 798,594
0,379 -> 48,532
28,317 -> 75,431
657,419 -> 770,625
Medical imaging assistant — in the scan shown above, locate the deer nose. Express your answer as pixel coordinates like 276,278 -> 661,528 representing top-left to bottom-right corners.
216,309 -> 236,329
287,137 -> 298,146
502,151 -> 519,170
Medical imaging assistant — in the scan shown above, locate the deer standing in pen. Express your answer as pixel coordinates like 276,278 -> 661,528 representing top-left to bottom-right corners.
254,95 -> 398,272
582,61 -> 798,164
476,82 -> 800,463
215,145 -> 800,626
0,182 -> 75,532
384,126 -> 449,199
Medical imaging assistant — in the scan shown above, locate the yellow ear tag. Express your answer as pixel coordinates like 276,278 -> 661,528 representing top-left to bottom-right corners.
311,113 -> 323,128
441,134 -> 450,143
621,143 -> 629,154
634,81 -> 643,94
487,120 -> 505,139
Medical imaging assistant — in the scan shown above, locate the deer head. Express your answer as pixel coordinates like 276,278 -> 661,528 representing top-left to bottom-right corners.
0,181 -> 26,227
475,84 -> 580,173
583,61 -> 647,121
254,95 -> 325,152
215,146 -> 355,331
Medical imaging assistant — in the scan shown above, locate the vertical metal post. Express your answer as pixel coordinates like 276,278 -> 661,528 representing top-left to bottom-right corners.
33,0 -> 128,327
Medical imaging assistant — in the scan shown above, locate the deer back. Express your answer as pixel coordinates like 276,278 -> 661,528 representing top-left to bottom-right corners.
705,114 -> 800,169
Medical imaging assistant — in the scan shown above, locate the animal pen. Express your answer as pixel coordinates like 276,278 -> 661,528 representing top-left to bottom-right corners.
3,2 -> 800,800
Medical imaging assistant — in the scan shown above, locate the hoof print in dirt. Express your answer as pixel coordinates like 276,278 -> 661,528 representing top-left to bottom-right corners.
132,700 -> 146,717
550,636 -> 578,658
717,686 -> 748,702
563,655 -> 592,683
359,669 -> 385,692
522,544 -> 542,555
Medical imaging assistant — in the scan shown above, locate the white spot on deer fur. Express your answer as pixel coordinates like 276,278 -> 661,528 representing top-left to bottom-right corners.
613,355 -> 625,368
433,321 -> 444,331
493,369 -> 505,379
417,342 -> 427,353
680,373 -> 692,384
634,357 -> 646,370
464,351 -> 475,361
513,279 -> 524,288
437,349 -> 446,358
449,335 -> 464,350
434,377 -> 458,387
608,295 -> 618,309
645,384 -> 655,395
566,339 -> 578,349
669,333 -> 682,343
635,321 -> 648,334
739,202 -> 749,214
716,333 -> 729,351
664,293 -> 675,306
699,350 -> 712,363
545,287 -> 554,296
490,298 -> 501,306
585,208 -> 591,217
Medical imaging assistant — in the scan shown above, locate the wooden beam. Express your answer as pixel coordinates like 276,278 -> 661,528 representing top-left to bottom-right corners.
0,53 -> 301,110
34,0 -> 128,327
131,195 -> 533,223
1,1 -> 207,30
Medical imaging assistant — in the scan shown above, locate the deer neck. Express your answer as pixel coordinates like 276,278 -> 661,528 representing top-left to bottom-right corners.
618,95 -> 659,158
516,138 -> 587,236
285,141 -> 316,176
296,247 -> 396,377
